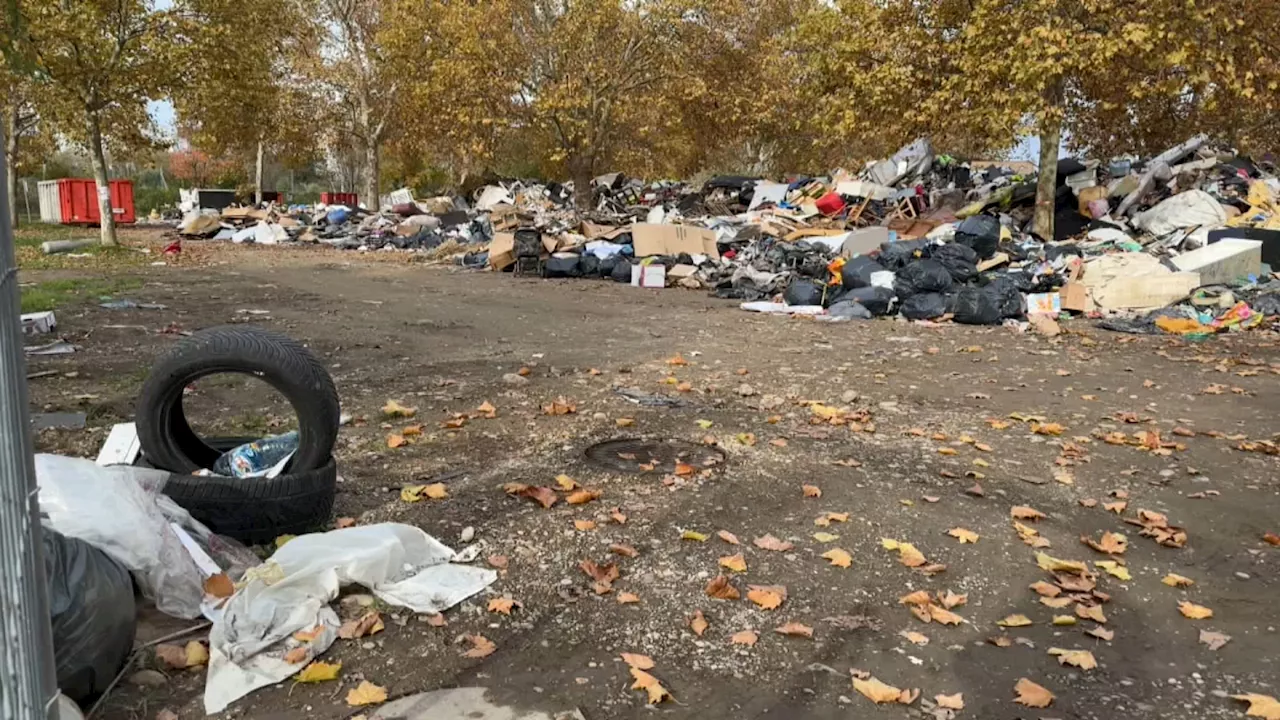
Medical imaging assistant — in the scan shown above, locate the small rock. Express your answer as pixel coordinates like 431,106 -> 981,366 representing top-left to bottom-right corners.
838,696 -> 852,705
878,401 -> 899,410
339,413 -> 353,426
460,526 -> 475,543
1235,572 -> 1250,580
841,390 -> 860,404
362,641 -> 375,650
592,412 -> 607,421
1211,690 -> 1230,699
502,373 -> 529,386
129,670 -> 167,688
737,384 -> 757,397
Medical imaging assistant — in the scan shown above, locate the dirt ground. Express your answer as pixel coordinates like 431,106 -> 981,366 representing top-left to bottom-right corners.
24,233 -> 1280,720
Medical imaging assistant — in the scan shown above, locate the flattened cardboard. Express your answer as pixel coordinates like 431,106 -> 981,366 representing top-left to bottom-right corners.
488,232 -> 515,271
631,223 -> 719,259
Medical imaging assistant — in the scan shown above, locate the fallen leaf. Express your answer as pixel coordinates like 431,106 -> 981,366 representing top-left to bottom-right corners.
681,529 -> 709,542
1076,604 -> 1107,624
775,622 -> 814,638
461,634 -> 497,658
1011,505 -> 1046,521
1083,531 -> 1128,555
487,555 -> 508,569
335,517 -> 357,529
1199,629 -> 1231,650
822,548 -> 853,568
1041,596 -> 1074,608
295,661 -> 341,683
813,532 -> 840,543
476,400 -> 497,417
401,483 -> 448,502
574,519 -> 597,531
1103,500 -> 1128,514
1264,533 -> 1280,546
566,488 -> 602,505
948,527 -> 980,544
1096,560 -> 1132,581
1014,678 -> 1055,708
667,353 -> 689,366
736,432 -> 757,446
747,585 -> 786,610
731,629 -> 758,646
616,417 -> 636,428
401,424 -> 424,437
425,613 -> 447,627
1036,552 -> 1088,574
936,693 -> 964,710
1030,581 -> 1061,597
509,485 -> 557,509
1162,573 -> 1194,588
769,438 -> 788,448
387,434 -> 408,449
719,554 -> 748,572
899,590 -> 932,606
541,398 -> 577,415
705,575 -> 740,600
1031,422 -> 1065,436
754,534 -> 794,552
936,447 -> 958,456
609,543 -> 639,558
928,606 -> 965,625
338,611 -> 385,638
1048,647 -> 1097,670
611,509 -> 628,524
901,630 -> 929,646
697,419 -> 715,429
440,416 -> 467,430
674,462 -> 696,477
676,381 -> 693,392
802,484 -> 822,498
690,610 -> 708,636
853,676 -> 913,704
620,652 -> 654,670
487,597 -> 522,615
714,529 -> 741,545
938,590 -> 967,609
1178,601 -> 1213,619
382,400 -> 417,418
204,573 -> 235,599
998,614 -> 1033,627
988,635 -> 1013,647
554,474 -> 579,490
1233,694 -> 1280,719
1086,626 -> 1115,641
346,680 -> 388,707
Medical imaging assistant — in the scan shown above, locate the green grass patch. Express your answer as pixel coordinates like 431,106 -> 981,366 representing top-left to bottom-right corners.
12,223 -> 94,248
20,277 -> 144,313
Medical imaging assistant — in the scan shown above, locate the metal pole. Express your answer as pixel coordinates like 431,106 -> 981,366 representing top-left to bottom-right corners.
0,118 -> 60,720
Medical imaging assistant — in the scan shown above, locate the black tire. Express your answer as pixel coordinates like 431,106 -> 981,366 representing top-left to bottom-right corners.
136,325 -> 340,474
162,455 -> 338,544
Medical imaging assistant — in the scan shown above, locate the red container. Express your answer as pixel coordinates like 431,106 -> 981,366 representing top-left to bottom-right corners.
56,179 -> 136,225
320,192 -> 358,207
815,191 -> 846,217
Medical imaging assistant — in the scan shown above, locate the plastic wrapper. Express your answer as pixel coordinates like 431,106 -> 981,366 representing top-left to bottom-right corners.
894,260 -> 954,298
212,431 -> 298,478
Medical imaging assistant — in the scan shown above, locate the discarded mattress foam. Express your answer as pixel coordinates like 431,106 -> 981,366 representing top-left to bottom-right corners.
204,523 -> 497,713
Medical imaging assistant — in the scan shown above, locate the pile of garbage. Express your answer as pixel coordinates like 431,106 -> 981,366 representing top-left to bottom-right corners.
173,134 -> 1280,337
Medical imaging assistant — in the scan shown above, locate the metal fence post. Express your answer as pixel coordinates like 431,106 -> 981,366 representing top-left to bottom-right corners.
0,119 -> 60,720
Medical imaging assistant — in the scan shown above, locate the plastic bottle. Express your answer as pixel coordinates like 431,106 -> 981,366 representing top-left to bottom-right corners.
211,431 -> 299,478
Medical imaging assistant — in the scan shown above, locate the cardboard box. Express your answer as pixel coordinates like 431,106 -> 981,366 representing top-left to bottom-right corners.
631,223 -> 719,259
1059,281 -> 1091,312
1026,292 -> 1062,315
582,221 -> 628,240
630,264 -> 666,288
488,232 -> 516,271
668,264 -> 698,279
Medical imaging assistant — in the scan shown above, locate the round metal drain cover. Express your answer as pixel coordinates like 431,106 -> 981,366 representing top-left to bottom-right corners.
584,438 -> 726,475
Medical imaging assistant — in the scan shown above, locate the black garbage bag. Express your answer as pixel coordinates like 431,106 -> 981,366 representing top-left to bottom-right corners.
543,254 -> 582,278
577,254 -> 601,277
827,300 -> 873,320
1044,243 -> 1083,263
878,239 -> 930,270
952,287 -> 1002,325
929,243 -> 978,283
598,255 -> 620,278
894,260 -> 953,298
983,276 -> 1025,318
784,278 -> 824,306
1097,308 -> 1186,334
842,255 -> 885,288
842,286 -> 896,316
611,260 -> 634,283
1250,292 -> 1280,316
954,215 -> 1001,259
900,292 -> 950,320
44,529 -> 137,704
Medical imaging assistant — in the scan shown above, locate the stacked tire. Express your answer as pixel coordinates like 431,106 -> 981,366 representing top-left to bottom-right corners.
136,326 -> 341,544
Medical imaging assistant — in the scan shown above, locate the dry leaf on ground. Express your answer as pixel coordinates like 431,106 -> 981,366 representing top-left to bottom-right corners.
754,534 -> 794,552
507,484 -> 557,509
690,610 -> 708,636
620,652 -> 654,670
705,575 -> 740,600
617,592 -> 641,604
295,661 -> 341,683
1076,604 -> 1107,624
998,614 -> 1033,627
555,474 -> 578,490
717,530 -> 740,545
1048,648 -> 1097,670
401,483 -> 448,502
1096,560 -> 1131,581
901,630 -> 929,646
609,543 -> 639,558
948,527 -> 980,543
936,693 -> 964,710
1178,601 -> 1214,619
774,622 -> 814,638
461,634 -> 497,658
1233,694 -> 1280,720
719,554 -> 748,572
681,529 -> 709,541
1030,581 -> 1061,597
382,400 -> 417,418
731,629 -> 759,646
802,484 -> 822,497
1162,573 -> 1194,587
747,585 -> 786,610
1200,630 -> 1231,650
1011,505 -> 1046,521
566,488 -> 602,505
899,590 -> 931,606
813,532 -> 839,542
928,606 -> 965,625
822,548 -> 853,568
346,680 -> 388,707
487,597 -> 522,615
574,520 -> 597,531
1086,626 -> 1115,641
852,676 -> 916,705
938,590 -> 967,609
1014,678 -> 1055,708
1082,531 -> 1128,554
338,611 -> 385,638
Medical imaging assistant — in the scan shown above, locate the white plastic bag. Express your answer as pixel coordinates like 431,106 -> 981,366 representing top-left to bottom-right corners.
35,454 -> 205,619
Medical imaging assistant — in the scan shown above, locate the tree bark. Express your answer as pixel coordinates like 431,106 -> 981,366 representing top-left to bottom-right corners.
85,108 -> 117,247
254,139 -> 265,205
570,155 -> 593,212
1033,80 -> 1065,242
363,141 -> 379,210
5,105 -> 18,228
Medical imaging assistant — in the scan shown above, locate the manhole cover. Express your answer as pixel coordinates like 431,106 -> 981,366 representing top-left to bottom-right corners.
584,438 -> 726,475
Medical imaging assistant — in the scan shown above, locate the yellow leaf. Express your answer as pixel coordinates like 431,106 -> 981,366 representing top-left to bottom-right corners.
822,548 -> 852,568
1096,560 -> 1131,581
1014,678 -> 1055,708
681,530 -> 708,542
382,400 -> 417,418
1052,615 -> 1078,626
719,554 -> 747,572
937,447 -> 958,456
747,585 -> 786,610
346,680 -> 388,707
1179,601 -> 1214,619
998,614 -> 1033,627
295,661 -> 342,683
629,668 -> 672,704
1036,552 -> 1087,574
1233,693 -> 1280,720
620,652 -> 654,670
1048,648 -> 1097,670
555,474 -> 578,490
853,676 -> 912,704
1163,573 -> 1195,587
813,532 -> 839,542
948,527 -> 979,544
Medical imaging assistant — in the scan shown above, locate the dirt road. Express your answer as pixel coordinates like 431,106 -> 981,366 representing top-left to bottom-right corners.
26,245 -> 1280,719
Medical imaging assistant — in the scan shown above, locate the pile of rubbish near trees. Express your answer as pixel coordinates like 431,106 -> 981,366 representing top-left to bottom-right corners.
35,326 -> 494,716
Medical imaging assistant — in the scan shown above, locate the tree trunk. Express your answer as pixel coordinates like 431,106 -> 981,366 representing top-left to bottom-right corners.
85,109 -> 117,247
363,141 -> 379,211
570,155 -> 593,213
254,139 -> 265,205
1033,121 -> 1060,242
5,105 -> 17,229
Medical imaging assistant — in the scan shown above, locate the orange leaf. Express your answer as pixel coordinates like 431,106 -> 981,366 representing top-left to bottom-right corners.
747,585 -> 786,610
1010,506 -> 1046,521
629,668 -> 672,704
574,519 -> 597,531
705,575 -> 740,600
487,597 -> 522,615
717,530 -> 740,545
387,434 -> 407,448
617,592 -> 641,604
609,543 -> 639,558
774,622 -> 814,638
690,610 -> 708,636
753,534 -> 794,552
461,634 -> 496,658
1013,678 -> 1054,708
620,652 -> 654,670
731,629 -> 759,646
719,554 -> 747,572
566,488 -> 602,505
802,484 -> 822,498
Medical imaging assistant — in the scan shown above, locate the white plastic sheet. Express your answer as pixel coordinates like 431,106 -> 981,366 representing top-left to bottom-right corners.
740,302 -> 825,315
1133,189 -> 1228,236
204,524 -> 496,713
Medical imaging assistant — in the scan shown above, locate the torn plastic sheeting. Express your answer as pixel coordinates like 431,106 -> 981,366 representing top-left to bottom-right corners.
475,185 -> 514,211
740,301 -> 825,315
204,523 -> 497,713
584,240 -> 626,259
1133,190 -> 1228,236
748,181 -> 789,210
835,180 -> 896,201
